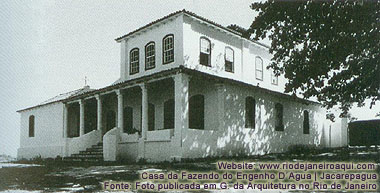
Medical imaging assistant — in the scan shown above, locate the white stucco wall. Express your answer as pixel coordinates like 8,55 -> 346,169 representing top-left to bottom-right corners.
17,12 -> 348,162
17,102 -> 65,159
67,129 -> 101,156
120,15 -> 184,82
181,81 -> 327,159
182,16 -> 243,81
119,142 -> 139,162
182,14 -> 286,94
118,13 -> 287,96
115,78 -> 346,162
321,118 -> 348,148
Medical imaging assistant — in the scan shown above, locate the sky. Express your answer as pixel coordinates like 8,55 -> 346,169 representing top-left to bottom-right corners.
0,0 -> 378,157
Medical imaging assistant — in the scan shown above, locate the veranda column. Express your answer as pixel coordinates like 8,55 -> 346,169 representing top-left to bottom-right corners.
63,104 -> 69,157
140,83 -> 148,139
116,89 -> 124,131
173,73 -> 190,147
95,94 -> 103,134
215,83 -> 225,130
63,104 -> 69,138
79,99 -> 85,136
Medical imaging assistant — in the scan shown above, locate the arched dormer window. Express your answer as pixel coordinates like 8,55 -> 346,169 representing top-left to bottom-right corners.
163,34 -> 174,64
255,56 -> 263,80
29,115 -> 35,137
145,42 -> 155,70
200,37 -> 211,66
225,47 -> 234,72
130,48 -> 139,75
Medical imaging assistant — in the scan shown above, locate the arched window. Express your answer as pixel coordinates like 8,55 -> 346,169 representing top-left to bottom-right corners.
148,103 -> 155,131
29,115 -> 35,137
163,34 -> 174,64
245,97 -> 255,129
200,37 -> 211,66
130,48 -> 139,74
145,42 -> 155,70
189,94 -> 205,130
303,110 -> 310,134
255,56 -> 263,80
123,106 -> 133,133
275,103 -> 284,131
164,99 -> 174,129
225,47 -> 234,72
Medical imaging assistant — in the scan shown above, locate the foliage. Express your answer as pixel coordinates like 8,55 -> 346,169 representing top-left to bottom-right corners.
245,0 -> 380,116
287,144 -> 319,156
227,24 -> 248,34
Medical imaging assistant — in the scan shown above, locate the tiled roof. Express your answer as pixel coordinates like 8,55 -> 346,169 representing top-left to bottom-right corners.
62,67 -> 181,102
62,66 -> 320,106
115,9 -> 184,42
17,86 -> 93,112
115,9 -> 269,49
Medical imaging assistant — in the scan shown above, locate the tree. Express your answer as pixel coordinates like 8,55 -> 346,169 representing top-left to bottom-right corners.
245,0 -> 380,117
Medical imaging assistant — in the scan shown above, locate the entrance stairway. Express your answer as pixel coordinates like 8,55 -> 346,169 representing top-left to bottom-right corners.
63,142 -> 103,162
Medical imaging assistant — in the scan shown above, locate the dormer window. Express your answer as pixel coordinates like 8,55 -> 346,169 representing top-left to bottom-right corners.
255,56 -> 263,81
130,48 -> 139,75
200,37 -> 211,66
145,42 -> 155,70
225,47 -> 234,72
163,34 -> 174,64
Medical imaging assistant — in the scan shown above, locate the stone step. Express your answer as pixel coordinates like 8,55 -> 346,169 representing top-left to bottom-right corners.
85,147 -> 103,152
90,144 -> 103,148
79,150 -> 103,155
65,142 -> 104,162
63,157 -> 103,162
72,154 -> 103,158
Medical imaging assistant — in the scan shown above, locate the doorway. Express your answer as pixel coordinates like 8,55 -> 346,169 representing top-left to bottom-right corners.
105,110 -> 116,134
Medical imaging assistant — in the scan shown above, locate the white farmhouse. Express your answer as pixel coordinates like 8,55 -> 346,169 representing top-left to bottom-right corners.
17,10 -> 348,162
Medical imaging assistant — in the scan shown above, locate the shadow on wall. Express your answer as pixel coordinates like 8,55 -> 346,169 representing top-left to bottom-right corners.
181,81 -> 322,159
184,52 -> 226,75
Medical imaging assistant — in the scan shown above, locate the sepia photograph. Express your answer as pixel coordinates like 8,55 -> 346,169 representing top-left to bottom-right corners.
0,0 -> 379,192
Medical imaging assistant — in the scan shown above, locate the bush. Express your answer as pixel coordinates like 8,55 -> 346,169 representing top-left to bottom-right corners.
31,155 -> 43,163
137,157 -> 147,165
287,144 -> 319,156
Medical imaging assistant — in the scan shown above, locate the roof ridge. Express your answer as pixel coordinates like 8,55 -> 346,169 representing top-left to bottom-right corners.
17,86 -> 93,112
115,9 -> 185,42
114,9 -> 270,49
